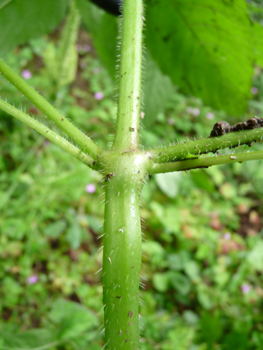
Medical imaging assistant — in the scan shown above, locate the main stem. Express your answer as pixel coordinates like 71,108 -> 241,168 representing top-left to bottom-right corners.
103,167 -> 142,350
103,0 -> 144,348
102,150 -> 150,350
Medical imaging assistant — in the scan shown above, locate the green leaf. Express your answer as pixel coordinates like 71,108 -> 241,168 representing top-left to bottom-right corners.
190,170 -> 215,193
76,0 -> 118,78
183,310 -> 200,326
167,253 -> 183,270
0,329 -> 54,349
184,260 -> 200,282
153,272 -> 170,292
77,2 -> 176,124
86,214 -> 103,234
197,290 -> 214,310
145,0 -> 262,115
66,220 -> 82,249
43,220 -> 67,239
200,311 -> 223,345
223,332 -> 249,350
0,0 -> 69,55
247,241 -> 263,271
142,241 -> 166,267
49,299 -> 99,340
166,325 -> 195,350
252,22 -> 263,66
143,51 -> 175,127
0,0 -> 12,10
169,271 -> 191,295
249,99 -> 263,111
162,206 -> 182,234
150,202 -> 182,234
155,172 -> 181,198
57,0 -> 80,88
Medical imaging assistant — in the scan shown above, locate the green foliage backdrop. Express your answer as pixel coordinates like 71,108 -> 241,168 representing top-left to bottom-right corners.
1,0 -> 263,349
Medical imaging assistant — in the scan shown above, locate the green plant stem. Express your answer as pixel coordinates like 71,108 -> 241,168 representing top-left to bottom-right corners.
103,177 -> 141,350
0,99 -> 97,168
102,0 -> 145,346
148,128 -> 263,163
112,0 -> 144,151
148,150 -> 263,174
102,151 -> 148,350
0,58 -> 101,159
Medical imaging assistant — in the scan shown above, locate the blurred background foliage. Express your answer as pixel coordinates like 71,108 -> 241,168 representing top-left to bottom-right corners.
1,1 -> 263,350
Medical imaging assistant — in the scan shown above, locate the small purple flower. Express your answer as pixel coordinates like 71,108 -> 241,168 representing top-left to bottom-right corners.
251,87 -> 258,95
22,69 -> 32,79
85,183 -> 96,193
192,107 -> 200,116
186,107 -> 193,114
224,232 -> 231,240
167,118 -> 174,125
83,45 -> 91,52
77,44 -> 82,52
93,67 -> 101,74
241,284 -> 251,294
94,92 -> 104,100
27,274 -> 38,284
43,140 -> 50,147
206,112 -> 215,120
80,61 -> 87,70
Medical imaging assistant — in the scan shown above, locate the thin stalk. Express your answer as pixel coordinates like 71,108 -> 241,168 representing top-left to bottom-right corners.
112,0 -> 144,151
148,128 -> 263,163
0,99 -> 97,168
148,150 -> 263,174
0,58 -> 101,158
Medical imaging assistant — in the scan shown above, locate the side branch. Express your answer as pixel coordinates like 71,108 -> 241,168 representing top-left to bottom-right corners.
148,128 -> 263,163
112,0 -> 144,151
148,151 -> 263,174
0,99 -> 98,169
0,58 -> 102,159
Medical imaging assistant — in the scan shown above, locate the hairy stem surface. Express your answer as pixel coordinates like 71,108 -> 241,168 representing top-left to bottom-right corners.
112,0 -> 144,151
148,128 -> 263,163
0,58 -> 101,158
103,176 -> 141,349
0,99 -> 95,167
102,151 -> 149,349
102,0 -> 144,346
148,150 -> 263,174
